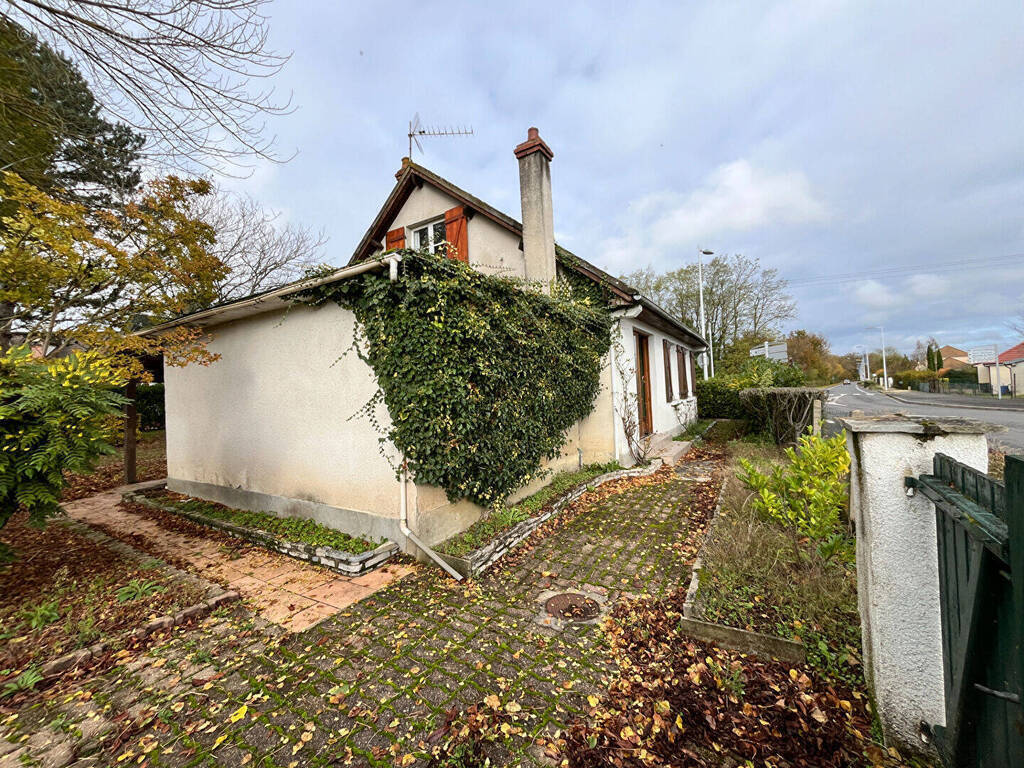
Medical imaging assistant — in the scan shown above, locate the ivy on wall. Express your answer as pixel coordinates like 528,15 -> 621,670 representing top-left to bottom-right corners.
295,251 -> 612,506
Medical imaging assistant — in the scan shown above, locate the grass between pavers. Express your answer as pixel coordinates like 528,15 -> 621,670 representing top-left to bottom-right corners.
436,461 -> 622,557
696,438 -> 863,688
0,511 -> 207,695
142,489 -> 379,554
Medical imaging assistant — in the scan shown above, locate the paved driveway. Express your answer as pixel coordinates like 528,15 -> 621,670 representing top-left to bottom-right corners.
1,465 -> 712,768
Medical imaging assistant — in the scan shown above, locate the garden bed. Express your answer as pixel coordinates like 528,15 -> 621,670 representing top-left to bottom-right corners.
694,438 -> 863,686
0,511 -> 217,698
436,460 -> 661,579
124,487 -> 397,576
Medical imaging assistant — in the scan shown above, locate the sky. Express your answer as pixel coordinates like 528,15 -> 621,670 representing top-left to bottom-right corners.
225,0 -> 1024,356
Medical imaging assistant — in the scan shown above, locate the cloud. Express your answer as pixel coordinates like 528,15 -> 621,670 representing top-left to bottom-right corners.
649,160 -> 829,243
851,279 -> 899,310
598,160 -> 828,270
907,273 -> 950,298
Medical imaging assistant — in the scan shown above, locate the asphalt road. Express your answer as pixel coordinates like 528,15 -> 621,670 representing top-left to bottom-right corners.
824,382 -> 1024,453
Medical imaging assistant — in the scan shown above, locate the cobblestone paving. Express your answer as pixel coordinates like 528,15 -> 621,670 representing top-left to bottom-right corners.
1,470 -> 710,768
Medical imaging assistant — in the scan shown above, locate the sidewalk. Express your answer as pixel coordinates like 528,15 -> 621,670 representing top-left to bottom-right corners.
883,388 -> 1024,412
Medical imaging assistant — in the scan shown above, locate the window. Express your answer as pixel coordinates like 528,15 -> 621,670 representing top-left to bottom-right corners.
412,218 -> 447,254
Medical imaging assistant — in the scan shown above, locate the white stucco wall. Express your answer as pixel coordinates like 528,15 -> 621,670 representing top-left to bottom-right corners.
844,419 -> 989,754
164,297 -> 619,550
610,316 -> 699,465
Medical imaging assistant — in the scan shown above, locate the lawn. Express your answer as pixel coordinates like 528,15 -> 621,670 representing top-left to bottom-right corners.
0,511 -> 207,700
62,429 -> 167,501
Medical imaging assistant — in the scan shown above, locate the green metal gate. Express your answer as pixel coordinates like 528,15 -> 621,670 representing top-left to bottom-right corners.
906,453 -> 1024,766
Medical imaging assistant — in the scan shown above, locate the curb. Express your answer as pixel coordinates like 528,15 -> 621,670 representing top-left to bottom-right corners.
683,474 -> 727,619
39,591 -> 240,678
882,391 -> 1024,414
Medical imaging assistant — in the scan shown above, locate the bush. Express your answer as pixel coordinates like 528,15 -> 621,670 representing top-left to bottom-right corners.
135,383 -> 165,431
695,378 -> 745,419
0,347 -> 126,536
737,431 -> 851,564
739,387 -> 827,445
892,369 -> 937,389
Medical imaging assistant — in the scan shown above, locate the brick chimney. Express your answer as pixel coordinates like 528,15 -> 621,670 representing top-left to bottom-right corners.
514,127 -> 556,291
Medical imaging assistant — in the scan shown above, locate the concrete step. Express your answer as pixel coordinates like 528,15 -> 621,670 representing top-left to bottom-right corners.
654,439 -> 690,467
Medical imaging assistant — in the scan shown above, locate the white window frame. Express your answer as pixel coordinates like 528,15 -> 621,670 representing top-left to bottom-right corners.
410,218 -> 446,254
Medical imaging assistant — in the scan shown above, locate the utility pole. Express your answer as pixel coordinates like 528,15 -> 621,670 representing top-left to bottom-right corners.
866,327 -> 889,389
698,248 -> 713,379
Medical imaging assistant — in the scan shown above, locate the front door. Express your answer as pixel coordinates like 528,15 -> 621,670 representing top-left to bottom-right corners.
634,331 -> 653,437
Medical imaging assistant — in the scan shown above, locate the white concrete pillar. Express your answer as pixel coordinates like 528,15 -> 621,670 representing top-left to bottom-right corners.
840,415 -> 996,755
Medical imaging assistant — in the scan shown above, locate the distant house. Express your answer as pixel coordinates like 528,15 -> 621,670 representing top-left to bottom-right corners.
938,345 -> 971,371
142,129 -> 706,555
975,341 -> 1024,395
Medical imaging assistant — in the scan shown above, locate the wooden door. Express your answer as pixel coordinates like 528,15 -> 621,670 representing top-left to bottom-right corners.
634,331 -> 653,437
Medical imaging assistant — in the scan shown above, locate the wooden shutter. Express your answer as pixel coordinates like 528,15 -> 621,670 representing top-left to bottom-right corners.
677,345 -> 689,397
688,352 -> 697,393
663,339 -> 673,402
385,227 -> 405,251
444,205 -> 469,263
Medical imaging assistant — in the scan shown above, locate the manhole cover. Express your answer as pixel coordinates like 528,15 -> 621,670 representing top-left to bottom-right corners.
544,592 -> 600,622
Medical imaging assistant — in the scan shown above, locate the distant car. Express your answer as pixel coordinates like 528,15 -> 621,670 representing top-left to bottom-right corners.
844,379 -> 851,385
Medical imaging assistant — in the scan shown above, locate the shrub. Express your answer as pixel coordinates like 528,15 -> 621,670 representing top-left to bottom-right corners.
695,378 -> 745,419
135,383 -> 165,431
737,431 -> 851,563
892,369 -> 937,389
739,387 -> 827,445
0,347 -> 126,538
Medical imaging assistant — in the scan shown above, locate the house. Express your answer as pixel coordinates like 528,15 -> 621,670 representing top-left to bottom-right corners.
975,341 -> 1024,395
144,129 -> 706,557
938,345 -> 971,371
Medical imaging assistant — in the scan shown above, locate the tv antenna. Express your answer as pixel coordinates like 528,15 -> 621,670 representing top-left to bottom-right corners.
408,113 -> 474,157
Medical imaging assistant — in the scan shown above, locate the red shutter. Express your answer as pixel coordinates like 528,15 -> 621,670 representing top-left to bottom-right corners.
677,346 -> 688,397
663,339 -> 673,402
385,227 -> 405,251
444,205 -> 469,263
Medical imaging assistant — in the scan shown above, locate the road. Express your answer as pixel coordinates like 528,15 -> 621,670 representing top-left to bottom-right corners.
824,382 -> 1024,452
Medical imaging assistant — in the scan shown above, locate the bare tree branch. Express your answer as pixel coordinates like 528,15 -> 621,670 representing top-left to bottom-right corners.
1,0 -> 293,173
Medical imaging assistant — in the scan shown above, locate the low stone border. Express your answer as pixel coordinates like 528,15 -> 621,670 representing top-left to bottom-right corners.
676,616 -> 806,665
123,487 -> 398,576
682,473 -> 727,619
437,459 -> 665,579
40,591 -> 240,678
691,418 -> 719,442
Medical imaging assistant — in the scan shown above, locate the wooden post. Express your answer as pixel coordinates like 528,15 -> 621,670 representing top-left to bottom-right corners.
124,380 -> 137,485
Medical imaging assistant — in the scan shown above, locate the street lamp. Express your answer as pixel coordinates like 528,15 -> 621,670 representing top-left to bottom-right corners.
852,344 -> 867,381
867,326 -> 889,390
698,248 -> 714,379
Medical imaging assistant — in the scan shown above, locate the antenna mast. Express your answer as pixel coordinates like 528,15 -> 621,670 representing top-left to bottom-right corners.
408,113 -> 474,157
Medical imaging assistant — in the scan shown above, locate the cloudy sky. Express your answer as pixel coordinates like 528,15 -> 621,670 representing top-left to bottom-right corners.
231,0 -> 1023,355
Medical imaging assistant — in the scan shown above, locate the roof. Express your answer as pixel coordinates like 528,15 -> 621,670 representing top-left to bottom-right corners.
143,159 -> 706,349
939,345 -> 967,357
999,342 -> 1024,364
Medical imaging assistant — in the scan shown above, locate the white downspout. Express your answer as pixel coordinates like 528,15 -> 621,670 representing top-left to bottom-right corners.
399,461 -> 463,580
385,259 -> 463,580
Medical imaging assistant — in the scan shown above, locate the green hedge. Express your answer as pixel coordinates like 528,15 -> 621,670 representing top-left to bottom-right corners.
136,383 -> 165,431
695,379 -> 745,419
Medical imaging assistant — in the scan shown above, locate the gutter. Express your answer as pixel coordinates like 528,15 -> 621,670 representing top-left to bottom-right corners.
138,254 -> 403,335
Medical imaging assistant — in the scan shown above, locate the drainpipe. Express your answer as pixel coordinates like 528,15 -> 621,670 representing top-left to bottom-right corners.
398,461 -> 463,580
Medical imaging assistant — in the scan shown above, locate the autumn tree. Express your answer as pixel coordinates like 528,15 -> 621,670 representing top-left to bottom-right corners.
0,171 -> 225,374
623,254 -> 795,371
786,329 -> 843,384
